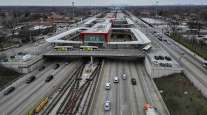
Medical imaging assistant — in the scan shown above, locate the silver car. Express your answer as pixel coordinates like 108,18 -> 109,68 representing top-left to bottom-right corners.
122,73 -> 127,80
104,100 -> 111,111
113,76 -> 119,83
105,82 -> 111,90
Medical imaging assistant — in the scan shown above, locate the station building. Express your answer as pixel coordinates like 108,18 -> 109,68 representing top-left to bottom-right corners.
80,20 -> 112,48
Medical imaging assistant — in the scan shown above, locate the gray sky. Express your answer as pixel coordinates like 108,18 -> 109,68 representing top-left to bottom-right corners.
0,0 -> 206,6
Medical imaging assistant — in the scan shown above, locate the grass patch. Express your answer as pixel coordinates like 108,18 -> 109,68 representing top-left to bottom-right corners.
154,73 -> 207,115
0,66 -> 21,90
170,33 -> 207,60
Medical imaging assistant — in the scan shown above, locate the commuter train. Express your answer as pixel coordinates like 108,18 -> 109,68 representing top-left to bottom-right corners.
144,103 -> 160,115
80,45 -> 98,51
54,46 -> 74,52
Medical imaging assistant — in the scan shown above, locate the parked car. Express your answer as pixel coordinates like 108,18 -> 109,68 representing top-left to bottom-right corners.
4,86 -> 15,96
26,76 -> 36,84
131,78 -> 136,85
45,75 -> 54,82
113,76 -> 119,83
104,100 -> 111,111
165,56 -> 172,61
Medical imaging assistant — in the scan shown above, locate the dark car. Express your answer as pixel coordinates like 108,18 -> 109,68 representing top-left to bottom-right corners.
165,56 -> 172,61
45,75 -> 54,82
131,78 -> 137,85
54,64 -> 60,69
39,66 -> 46,71
26,76 -> 36,84
4,86 -> 15,96
158,56 -> 164,60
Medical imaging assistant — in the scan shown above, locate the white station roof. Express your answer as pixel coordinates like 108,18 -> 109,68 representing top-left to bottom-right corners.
81,20 -> 111,33
84,17 -> 96,25
46,27 -> 87,43
126,18 -> 134,25
131,28 -> 151,44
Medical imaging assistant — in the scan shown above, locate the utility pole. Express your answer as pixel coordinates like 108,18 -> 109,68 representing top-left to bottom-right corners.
72,1 -> 75,18
155,0 -> 159,18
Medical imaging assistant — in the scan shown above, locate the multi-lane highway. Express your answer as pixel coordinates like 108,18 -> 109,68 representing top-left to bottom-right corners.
128,12 -> 207,97
0,61 -> 81,115
90,60 -> 169,115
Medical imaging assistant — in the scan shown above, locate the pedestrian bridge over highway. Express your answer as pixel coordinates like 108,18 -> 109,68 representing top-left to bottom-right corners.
43,49 -> 145,58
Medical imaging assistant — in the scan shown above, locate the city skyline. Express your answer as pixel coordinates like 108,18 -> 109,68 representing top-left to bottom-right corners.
0,0 -> 207,6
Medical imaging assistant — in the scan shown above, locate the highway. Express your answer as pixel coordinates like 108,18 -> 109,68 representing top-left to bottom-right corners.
0,61 -> 81,115
90,60 -> 169,115
129,12 -> 207,97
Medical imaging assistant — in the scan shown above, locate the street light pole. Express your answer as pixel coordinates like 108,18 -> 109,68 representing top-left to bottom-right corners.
72,1 -> 75,18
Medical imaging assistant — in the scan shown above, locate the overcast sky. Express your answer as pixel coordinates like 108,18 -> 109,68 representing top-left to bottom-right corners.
0,0 -> 206,6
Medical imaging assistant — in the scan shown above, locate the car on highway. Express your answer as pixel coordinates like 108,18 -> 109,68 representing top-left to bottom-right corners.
122,73 -> 127,80
105,82 -> 111,90
203,61 -> 207,68
54,64 -> 60,69
131,78 -> 137,85
3,86 -> 15,96
45,75 -> 54,82
104,100 -> 111,111
113,76 -> 119,83
25,76 -> 36,84
39,66 -> 45,71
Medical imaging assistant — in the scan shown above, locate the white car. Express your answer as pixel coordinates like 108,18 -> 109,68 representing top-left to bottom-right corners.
122,73 -> 127,80
104,100 -> 111,111
105,82 -> 111,90
113,76 -> 119,83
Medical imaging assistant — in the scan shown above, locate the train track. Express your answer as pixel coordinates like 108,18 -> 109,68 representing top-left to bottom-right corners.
42,62 -> 83,114
56,61 -> 102,115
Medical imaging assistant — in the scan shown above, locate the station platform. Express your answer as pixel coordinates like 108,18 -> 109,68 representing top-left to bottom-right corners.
43,49 -> 145,58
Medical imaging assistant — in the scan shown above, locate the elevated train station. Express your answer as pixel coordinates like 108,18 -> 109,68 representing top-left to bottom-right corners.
44,15 -> 151,58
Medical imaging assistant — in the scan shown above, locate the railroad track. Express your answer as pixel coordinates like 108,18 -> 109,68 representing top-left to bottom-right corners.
56,61 -> 102,115
42,62 -> 83,114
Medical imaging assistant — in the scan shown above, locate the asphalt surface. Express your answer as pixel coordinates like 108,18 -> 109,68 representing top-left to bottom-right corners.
130,12 -> 207,96
90,60 -> 169,115
0,61 -> 81,115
